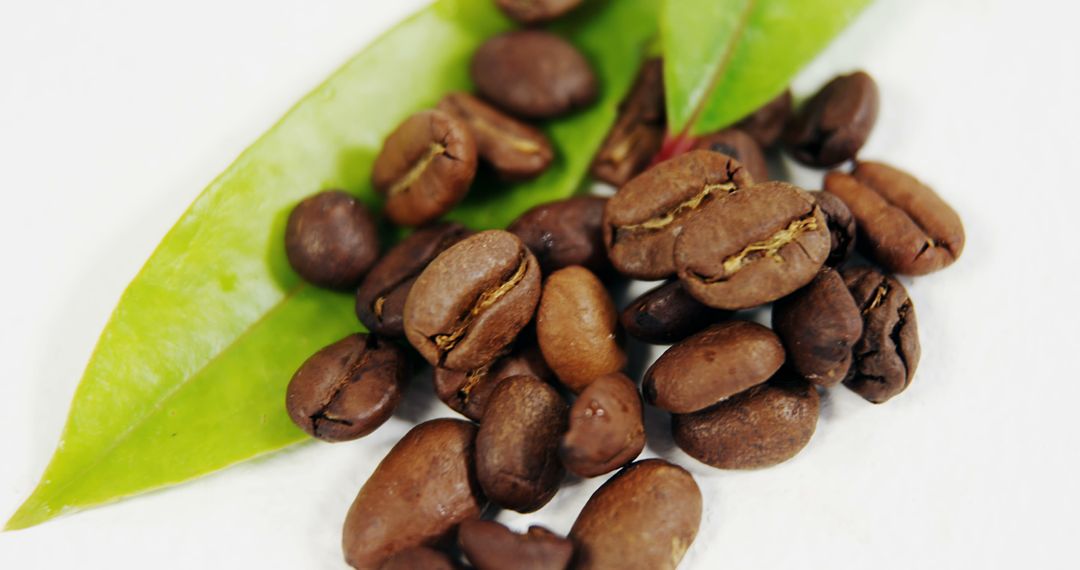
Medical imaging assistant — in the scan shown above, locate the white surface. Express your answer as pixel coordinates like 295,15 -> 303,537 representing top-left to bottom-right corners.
1,0 -> 1078,568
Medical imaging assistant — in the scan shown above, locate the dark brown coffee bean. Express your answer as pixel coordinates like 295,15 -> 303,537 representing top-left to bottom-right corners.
672,371 -> 820,469
825,161 -> 965,275
644,321 -> 784,414
378,547 -> 457,570
772,268 -> 863,387
372,110 -> 477,227
285,190 -> 379,289
404,230 -> 541,371
508,196 -> 610,275
675,181 -> 830,309
559,373 -> 645,478
472,31 -> 597,119
475,375 -> 567,513
536,266 -> 625,392
734,88 -> 793,148
842,266 -> 920,403
459,520 -> 573,570
356,223 -> 472,337
343,419 -> 485,570
434,341 -> 553,421
604,150 -> 754,279
784,71 -> 879,168
285,334 -> 408,442
810,190 -> 857,267
693,129 -> 769,182
496,0 -> 583,24
570,459 -> 701,570
591,59 -> 665,187
437,92 -> 554,181
620,280 -> 730,345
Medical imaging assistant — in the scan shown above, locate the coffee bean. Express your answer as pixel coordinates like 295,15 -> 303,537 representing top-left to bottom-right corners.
459,520 -> 574,570
475,375 -> 567,513
644,321 -> 784,414
591,59 -> 665,187
343,419 -> 485,570
495,0 -> 583,25
285,334 -> 408,443
356,222 -> 471,337
472,31 -> 597,119
285,190 -> 379,289
674,181 -> 830,309
772,268 -> 863,387
825,161 -> 965,275
604,150 -> 754,279
692,129 -> 769,182
620,280 -> 730,345
372,110 -> 477,227
570,459 -> 701,570
810,190 -> 857,267
536,266 -> 625,392
404,230 -> 541,371
842,266 -> 920,403
437,92 -> 554,181
378,547 -> 457,570
433,340 -> 553,421
559,373 -> 645,478
508,196 -> 611,275
672,371 -> 820,469
784,71 -> 879,167
734,88 -> 793,148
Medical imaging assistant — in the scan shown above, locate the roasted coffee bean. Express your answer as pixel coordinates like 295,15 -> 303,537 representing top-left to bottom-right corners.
559,373 -> 645,478
620,280 -> 729,345
591,59 -> 665,187
343,419 -> 485,570
472,31 -> 597,119
536,266 -> 625,392
570,459 -> 701,570
772,268 -> 863,387
508,196 -> 611,275
459,520 -> 573,570
356,223 -> 471,337
842,266 -> 920,403
605,150 -> 754,279
475,375 -> 567,513
285,190 -> 379,289
784,71 -> 879,168
285,334 -> 408,442
693,128 -> 769,182
404,230 -> 541,371
434,341 -> 553,421
672,371 -> 820,469
675,181 -> 830,309
378,547 -> 457,570
810,190 -> 857,266
644,321 -> 784,414
825,161 -> 965,275
372,110 -> 477,227
437,92 -> 554,181
734,88 -> 793,148
495,0 -> 583,24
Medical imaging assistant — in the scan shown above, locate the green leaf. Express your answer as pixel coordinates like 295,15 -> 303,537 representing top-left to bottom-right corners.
662,0 -> 872,136
7,0 -> 658,531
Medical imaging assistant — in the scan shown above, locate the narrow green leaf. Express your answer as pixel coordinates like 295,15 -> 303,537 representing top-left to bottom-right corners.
8,0 -> 657,531
662,0 -> 872,136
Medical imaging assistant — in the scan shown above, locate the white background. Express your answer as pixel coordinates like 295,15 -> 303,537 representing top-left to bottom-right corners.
1,0 -> 1078,568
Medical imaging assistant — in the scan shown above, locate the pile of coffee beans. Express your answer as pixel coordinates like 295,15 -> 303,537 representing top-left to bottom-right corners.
281,2 -> 965,567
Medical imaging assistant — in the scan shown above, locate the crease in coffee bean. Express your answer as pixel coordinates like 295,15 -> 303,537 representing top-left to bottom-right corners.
863,283 -> 889,314
387,141 -> 448,196
456,361 -> 495,403
308,339 -> 378,437
431,253 -> 529,359
469,116 -> 544,154
614,181 -> 736,237
890,300 -> 914,380
372,296 -> 386,319
689,212 -> 820,283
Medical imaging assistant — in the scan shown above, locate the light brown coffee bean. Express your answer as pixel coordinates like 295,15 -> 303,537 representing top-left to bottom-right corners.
459,520 -> 574,570
342,419 -> 485,570
842,266 -> 920,403
559,373 -> 645,478
784,71 -> 879,168
570,459 -> 701,570
644,321 -> 785,414
591,58 -> 665,187
693,128 -> 769,182
433,341 -> 553,421
378,547 -> 457,570
536,266 -> 625,392
437,92 -> 554,181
